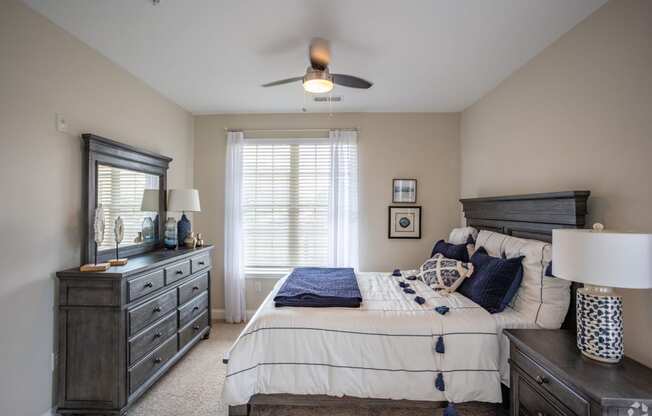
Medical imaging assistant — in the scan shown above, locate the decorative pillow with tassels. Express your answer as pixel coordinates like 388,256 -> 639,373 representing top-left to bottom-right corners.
418,253 -> 474,293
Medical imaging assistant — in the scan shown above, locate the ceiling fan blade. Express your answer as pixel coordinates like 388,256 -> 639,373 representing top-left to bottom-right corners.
261,77 -> 303,87
332,74 -> 373,89
309,37 -> 331,70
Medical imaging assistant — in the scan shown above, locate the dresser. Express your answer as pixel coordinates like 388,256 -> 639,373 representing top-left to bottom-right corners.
506,329 -> 652,416
56,246 -> 213,415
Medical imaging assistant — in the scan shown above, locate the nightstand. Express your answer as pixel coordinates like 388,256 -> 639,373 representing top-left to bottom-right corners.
505,329 -> 652,416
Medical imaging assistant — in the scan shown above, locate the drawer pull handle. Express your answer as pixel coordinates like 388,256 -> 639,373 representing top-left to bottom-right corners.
193,306 -> 200,311
153,332 -> 162,339
153,307 -> 162,313
198,261 -> 205,265
192,286 -> 200,291
144,281 -> 154,288
175,270 -> 183,275
535,375 -> 548,385
154,357 -> 163,364
193,325 -> 201,331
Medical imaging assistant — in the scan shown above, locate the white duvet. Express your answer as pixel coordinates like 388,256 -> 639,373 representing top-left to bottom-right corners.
222,271 -> 540,406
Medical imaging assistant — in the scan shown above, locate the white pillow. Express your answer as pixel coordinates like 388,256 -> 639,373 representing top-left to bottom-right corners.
448,226 -> 478,245
474,230 -> 570,329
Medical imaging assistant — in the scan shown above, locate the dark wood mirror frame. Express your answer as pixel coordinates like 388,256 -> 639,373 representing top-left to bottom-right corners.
82,133 -> 172,263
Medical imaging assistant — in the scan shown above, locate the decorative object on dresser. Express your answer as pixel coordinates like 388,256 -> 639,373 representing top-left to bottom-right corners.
164,217 -> 178,249
109,216 -> 128,266
388,205 -> 421,239
56,246 -> 214,415
392,178 -> 417,203
168,188 -> 201,246
184,231 -> 197,249
196,233 -> 205,247
506,329 -> 652,416
552,224 -> 652,363
140,189 -> 160,242
80,205 -> 110,272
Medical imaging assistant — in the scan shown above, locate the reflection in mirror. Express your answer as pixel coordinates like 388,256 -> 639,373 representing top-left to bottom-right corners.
96,164 -> 160,251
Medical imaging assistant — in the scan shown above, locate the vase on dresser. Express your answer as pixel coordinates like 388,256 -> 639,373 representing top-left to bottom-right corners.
164,217 -> 177,249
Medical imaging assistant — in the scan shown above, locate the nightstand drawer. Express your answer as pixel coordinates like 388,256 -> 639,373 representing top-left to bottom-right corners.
517,375 -> 568,416
512,347 -> 589,416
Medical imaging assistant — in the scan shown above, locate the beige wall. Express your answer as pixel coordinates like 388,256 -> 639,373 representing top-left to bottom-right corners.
460,0 -> 652,366
194,113 -> 461,311
0,1 -> 194,415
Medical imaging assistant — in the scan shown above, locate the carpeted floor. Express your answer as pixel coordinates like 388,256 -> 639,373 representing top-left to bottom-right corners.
130,322 -> 505,416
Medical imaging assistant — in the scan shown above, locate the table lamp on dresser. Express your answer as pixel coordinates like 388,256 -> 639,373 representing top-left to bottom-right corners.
168,189 -> 201,246
553,224 -> 652,363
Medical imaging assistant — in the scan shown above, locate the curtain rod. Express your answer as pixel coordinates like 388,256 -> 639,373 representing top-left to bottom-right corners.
223,127 -> 358,133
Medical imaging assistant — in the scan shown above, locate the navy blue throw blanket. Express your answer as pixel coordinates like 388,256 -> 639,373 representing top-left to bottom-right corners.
274,267 -> 362,308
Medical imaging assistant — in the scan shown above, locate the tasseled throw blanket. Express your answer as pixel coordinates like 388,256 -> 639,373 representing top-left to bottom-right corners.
274,267 -> 362,308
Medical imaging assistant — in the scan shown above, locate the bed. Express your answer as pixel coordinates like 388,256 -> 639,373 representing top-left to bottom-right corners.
224,191 -> 590,415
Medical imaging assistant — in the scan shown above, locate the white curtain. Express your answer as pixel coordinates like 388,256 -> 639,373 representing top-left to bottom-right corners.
224,131 -> 246,323
328,129 -> 359,270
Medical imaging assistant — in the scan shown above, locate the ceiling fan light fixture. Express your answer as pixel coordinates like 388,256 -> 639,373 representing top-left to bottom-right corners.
303,78 -> 333,94
303,68 -> 333,94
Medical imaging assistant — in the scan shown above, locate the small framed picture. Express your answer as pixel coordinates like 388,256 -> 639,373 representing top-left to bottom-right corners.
392,179 -> 417,203
388,206 -> 422,239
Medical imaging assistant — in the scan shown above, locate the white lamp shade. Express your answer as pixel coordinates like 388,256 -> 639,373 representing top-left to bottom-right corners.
552,228 -> 652,289
167,189 -> 201,212
140,189 -> 160,212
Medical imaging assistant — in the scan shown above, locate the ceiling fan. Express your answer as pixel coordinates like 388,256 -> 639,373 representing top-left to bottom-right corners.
262,38 -> 373,94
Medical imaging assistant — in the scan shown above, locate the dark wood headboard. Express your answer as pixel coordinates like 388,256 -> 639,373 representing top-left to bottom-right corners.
459,191 -> 591,330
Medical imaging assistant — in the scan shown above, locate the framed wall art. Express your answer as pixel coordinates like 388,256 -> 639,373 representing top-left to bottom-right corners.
392,179 -> 417,203
388,206 -> 422,239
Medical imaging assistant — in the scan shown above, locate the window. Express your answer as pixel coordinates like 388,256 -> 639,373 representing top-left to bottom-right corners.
242,139 -> 331,274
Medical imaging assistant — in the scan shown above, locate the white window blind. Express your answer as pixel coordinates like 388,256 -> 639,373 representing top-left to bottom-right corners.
96,164 -> 158,250
242,138 -> 331,272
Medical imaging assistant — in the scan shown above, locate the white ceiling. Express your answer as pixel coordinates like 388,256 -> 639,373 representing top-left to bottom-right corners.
23,0 -> 606,114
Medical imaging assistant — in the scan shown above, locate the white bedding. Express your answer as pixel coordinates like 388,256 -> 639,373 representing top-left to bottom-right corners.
223,271 -> 536,406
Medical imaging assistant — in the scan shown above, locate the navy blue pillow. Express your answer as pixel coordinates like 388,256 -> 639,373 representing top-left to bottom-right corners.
459,247 -> 524,313
430,239 -> 469,262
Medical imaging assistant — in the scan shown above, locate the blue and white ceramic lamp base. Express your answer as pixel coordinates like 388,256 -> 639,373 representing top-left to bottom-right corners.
576,285 -> 624,363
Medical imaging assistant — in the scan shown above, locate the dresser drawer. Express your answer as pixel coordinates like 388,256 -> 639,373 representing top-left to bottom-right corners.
179,310 -> 209,350
129,312 -> 177,365
178,273 -> 209,305
128,270 -> 165,302
129,290 -> 177,335
517,374 -> 568,416
191,253 -> 211,274
512,347 -> 589,416
129,335 -> 177,395
178,291 -> 208,327
164,260 -> 191,285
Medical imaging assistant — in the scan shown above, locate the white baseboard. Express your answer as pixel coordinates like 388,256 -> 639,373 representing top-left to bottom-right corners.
212,308 -> 257,322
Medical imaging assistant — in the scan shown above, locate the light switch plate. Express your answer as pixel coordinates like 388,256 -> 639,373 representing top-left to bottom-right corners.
56,113 -> 67,132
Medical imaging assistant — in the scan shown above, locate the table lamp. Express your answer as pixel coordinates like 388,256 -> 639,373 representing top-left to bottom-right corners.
168,189 -> 201,246
553,224 -> 652,363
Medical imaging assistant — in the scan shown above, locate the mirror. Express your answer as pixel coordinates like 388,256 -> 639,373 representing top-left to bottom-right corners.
96,164 -> 160,251
83,134 -> 171,263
